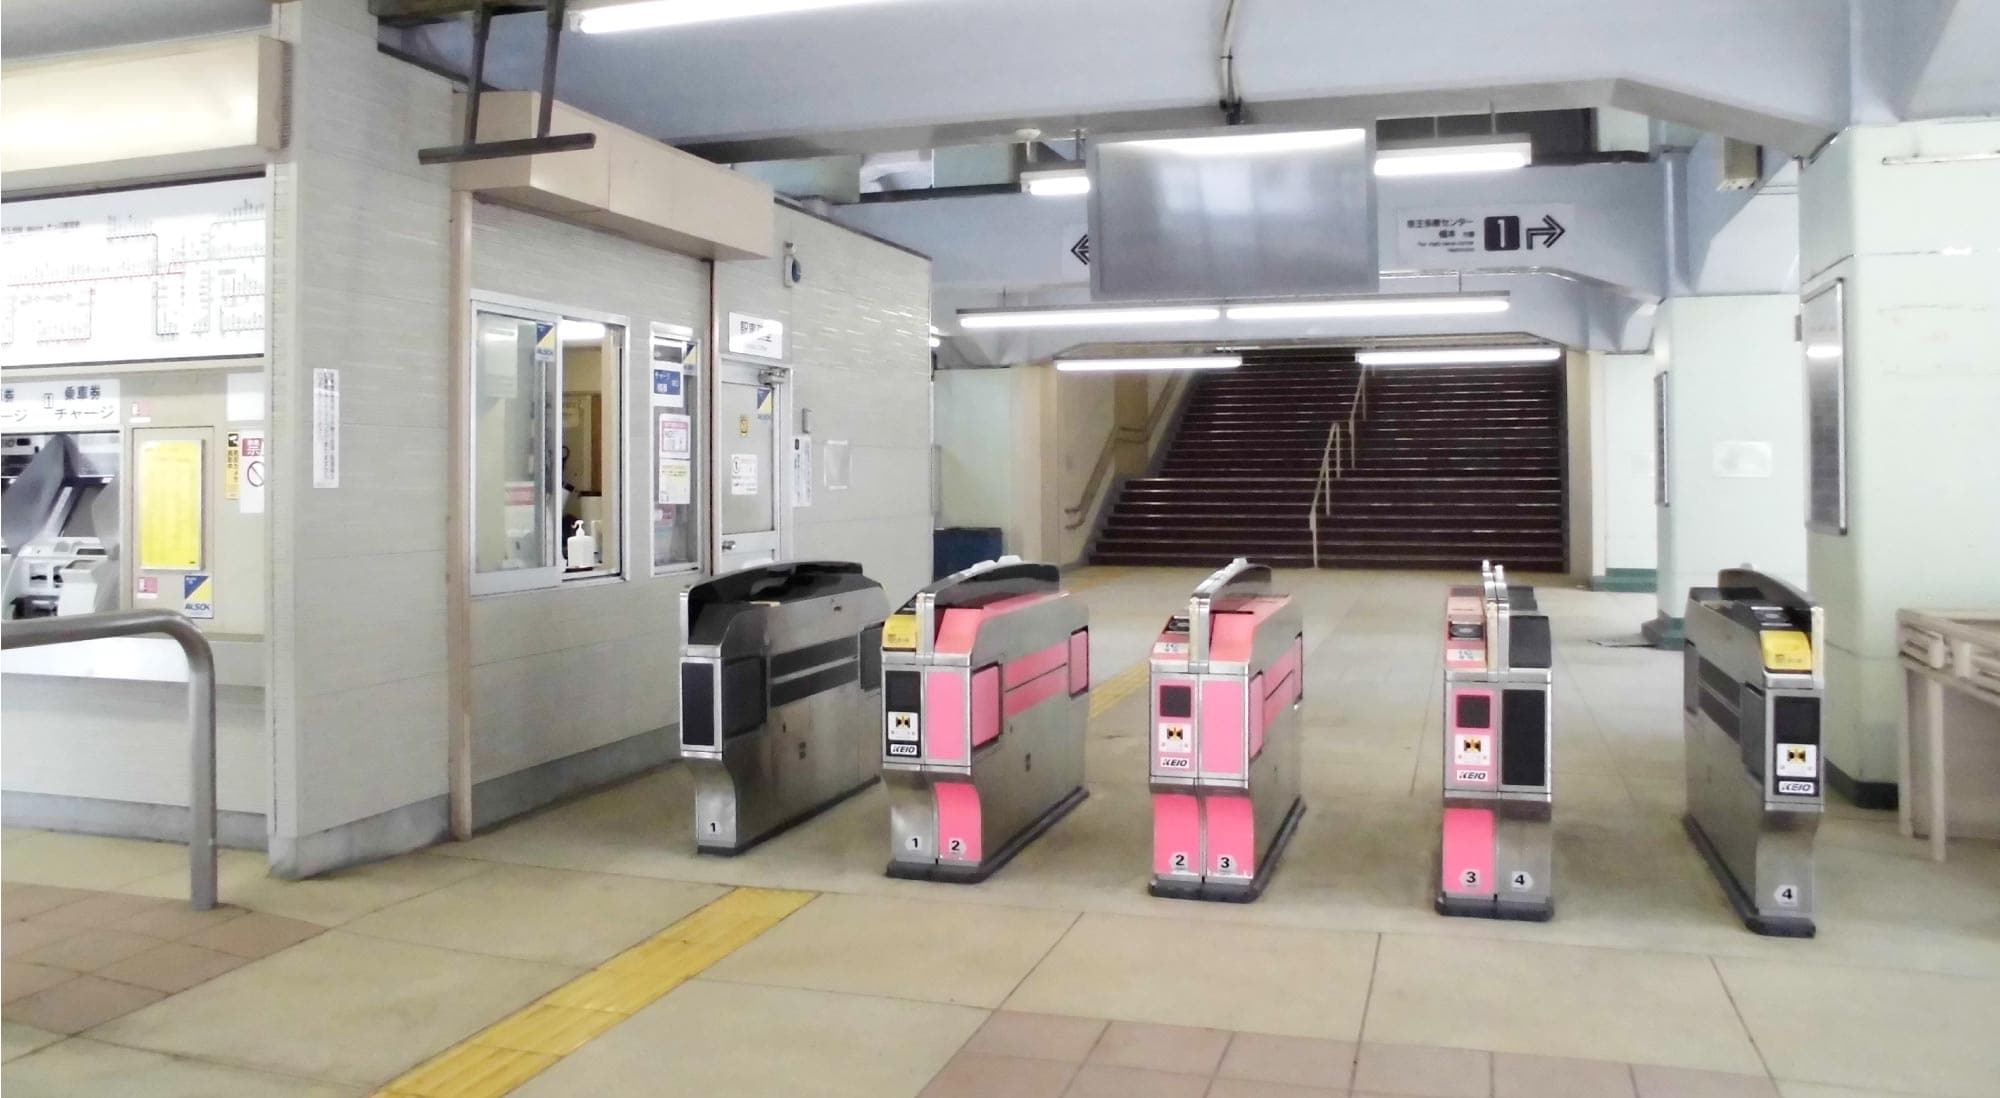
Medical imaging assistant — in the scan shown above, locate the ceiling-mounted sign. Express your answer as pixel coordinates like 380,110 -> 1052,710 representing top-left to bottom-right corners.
1396,204 -> 1575,264
2,177 -> 267,367
727,313 -> 785,360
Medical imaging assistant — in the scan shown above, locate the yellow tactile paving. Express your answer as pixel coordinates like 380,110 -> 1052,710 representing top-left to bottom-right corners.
1089,661 -> 1150,720
374,887 -> 815,1098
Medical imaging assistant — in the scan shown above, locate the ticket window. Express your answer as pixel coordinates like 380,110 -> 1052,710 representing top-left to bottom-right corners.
470,303 -> 626,595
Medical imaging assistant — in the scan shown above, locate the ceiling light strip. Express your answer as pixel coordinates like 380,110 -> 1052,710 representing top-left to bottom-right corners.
959,306 -> 1223,330
1356,346 -> 1562,366
962,294 -> 1509,331
1056,356 -> 1243,372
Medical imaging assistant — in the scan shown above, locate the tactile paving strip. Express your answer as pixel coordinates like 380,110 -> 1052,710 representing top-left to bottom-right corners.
374,887 -> 815,1098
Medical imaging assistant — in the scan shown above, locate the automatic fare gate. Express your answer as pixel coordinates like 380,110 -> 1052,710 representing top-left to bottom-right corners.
881,558 -> 1090,882
1438,562 -> 1555,921
679,562 -> 889,854
1682,568 -> 1826,937
1149,559 -> 1305,902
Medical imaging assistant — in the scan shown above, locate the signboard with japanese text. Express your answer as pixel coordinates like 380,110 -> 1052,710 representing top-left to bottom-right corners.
0,379 -> 120,432
1395,204 -> 1574,265
726,313 -> 784,360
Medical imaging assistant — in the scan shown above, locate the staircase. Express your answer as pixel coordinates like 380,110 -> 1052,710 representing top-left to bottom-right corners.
1320,363 -> 1567,571
1088,353 -> 1567,572
1091,350 -> 1360,567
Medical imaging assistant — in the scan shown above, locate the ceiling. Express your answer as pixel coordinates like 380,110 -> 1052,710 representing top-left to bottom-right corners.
1,0 -> 270,60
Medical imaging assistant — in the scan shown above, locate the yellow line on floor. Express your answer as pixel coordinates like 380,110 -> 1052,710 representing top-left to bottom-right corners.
1089,660 -> 1150,720
375,887 -> 814,1098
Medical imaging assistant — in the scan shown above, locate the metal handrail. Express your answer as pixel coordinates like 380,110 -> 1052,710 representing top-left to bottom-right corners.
2,610 -> 217,910
1345,362 -> 1370,472
1062,373 -> 1192,530
1308,420 -> 1343,568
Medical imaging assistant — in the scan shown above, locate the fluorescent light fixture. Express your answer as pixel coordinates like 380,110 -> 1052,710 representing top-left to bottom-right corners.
1375,139 -> 1532,177
1057,355 -> 1242,372
1021,168 -> 1091,197
929,336 -> 943,348
1226,294 -> 1510,321
1129,128 -> 1365,156
1803,343 -> 1841,361
959,305 -> 1222,330
1357,346 -> 1563,366
574,0 -> 918,33
559,320 -> 607,343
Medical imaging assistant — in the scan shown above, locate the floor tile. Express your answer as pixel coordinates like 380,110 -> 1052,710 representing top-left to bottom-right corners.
1364,934 -> 1763,1074
1,884 -> 98,922
342,863 -> 726,967
920,1049 -> 1079,1098
1006,913 -> 1376,1039
1,1037 -> 364,1097
514,978 -> 986,1098
962,1010 -> 1107,1062
1352,1042 -> 1491,1098
1,961 -> 72,1003
28,891 -> 173,928
1630,1065 -> 1780,1098
122,850 -> 492,927
1090,1020 -> 1231,1075
1774,1084 -> 1923,1098
1714,956 -> 2000,1098
0,834 -> 189,891
107,902 -> 249,941
1,974 -> 163,1034
2,1021 -> 64,1062
1065,1062 -> 1211,1098
1218,1032 -> 1356,1089
94,941 -> 247,994
13,927 -> 161,973
1206,1080 -> 1348,1098
2,920 -> 82,958
707,892 -> 1075,1007
179,911 -> 324,958
1494,1052 -> 1637,1098
89,930 -> 577,1085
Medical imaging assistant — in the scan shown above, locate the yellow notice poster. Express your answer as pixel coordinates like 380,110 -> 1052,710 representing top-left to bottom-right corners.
139,439 -> 204,571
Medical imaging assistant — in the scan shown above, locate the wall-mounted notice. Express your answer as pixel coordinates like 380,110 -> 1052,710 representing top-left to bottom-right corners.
726,313 -> 785,360
657,412 -> 692,506
2,177 -> 267,367
311,368 -> 339,489
138,439 -> 203,571
237,430 -> 266,514
792,435 -> 814,508
651,342 -> 686,408
1395,204 -> 1575,265
0,378 -> 121,432
730,453 -> 759,495
824,440 -> 851,490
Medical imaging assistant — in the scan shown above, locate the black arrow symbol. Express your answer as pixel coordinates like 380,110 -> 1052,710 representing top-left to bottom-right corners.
1525,214 -> 1565,250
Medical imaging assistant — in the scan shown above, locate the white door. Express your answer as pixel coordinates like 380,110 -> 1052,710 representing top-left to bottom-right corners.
715,360 -> 784,572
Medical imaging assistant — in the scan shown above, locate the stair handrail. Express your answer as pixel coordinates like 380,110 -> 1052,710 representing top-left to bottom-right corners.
1063,373 -> 1192,531
1343,362 -> 1370,472
1308,419 -> 1343,568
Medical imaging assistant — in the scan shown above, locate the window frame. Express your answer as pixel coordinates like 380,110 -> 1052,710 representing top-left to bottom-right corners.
466,291 -> 631,598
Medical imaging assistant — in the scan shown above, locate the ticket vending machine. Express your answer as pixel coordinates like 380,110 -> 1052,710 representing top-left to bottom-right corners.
1682,568 -> 1825,937
881,557 -> 1090,882
1148,559 -> 1305,902
1437,562 -> 1555,921
679,562 -> 889,855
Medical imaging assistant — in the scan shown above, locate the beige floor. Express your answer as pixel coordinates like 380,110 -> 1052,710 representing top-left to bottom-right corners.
5,567 -> 1999,1098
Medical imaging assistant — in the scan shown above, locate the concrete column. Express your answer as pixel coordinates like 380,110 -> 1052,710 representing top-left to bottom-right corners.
1798,120 -> 2000,805
1643,295 -> 1808,646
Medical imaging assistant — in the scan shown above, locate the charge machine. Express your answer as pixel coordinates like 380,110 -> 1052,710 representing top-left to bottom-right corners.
1682,568 -> 1826,937
881,557 -> 1090,882
1148,559 -> 1306,902
1437,562 -> 1556,921
679,562 -> 889,855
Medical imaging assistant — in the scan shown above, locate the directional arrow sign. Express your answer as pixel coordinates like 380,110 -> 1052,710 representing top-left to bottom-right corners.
1525,214 -> 1566,250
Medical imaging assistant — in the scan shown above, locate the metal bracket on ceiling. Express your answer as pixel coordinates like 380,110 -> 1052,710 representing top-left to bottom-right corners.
391,0 -> 599,166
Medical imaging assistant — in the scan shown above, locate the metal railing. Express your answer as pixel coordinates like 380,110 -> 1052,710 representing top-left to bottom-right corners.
1307,364 -> 1372,569
1063,373 -> 1193,531
2,610 -> 218,910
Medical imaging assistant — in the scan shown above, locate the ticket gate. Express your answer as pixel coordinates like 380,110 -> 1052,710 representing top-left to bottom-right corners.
679,562 -> 889,855
1148,559 -> 1305,902
1437,562 -> 1555,921
1682,568 -> 1825,937
881,557 -> 1090,882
